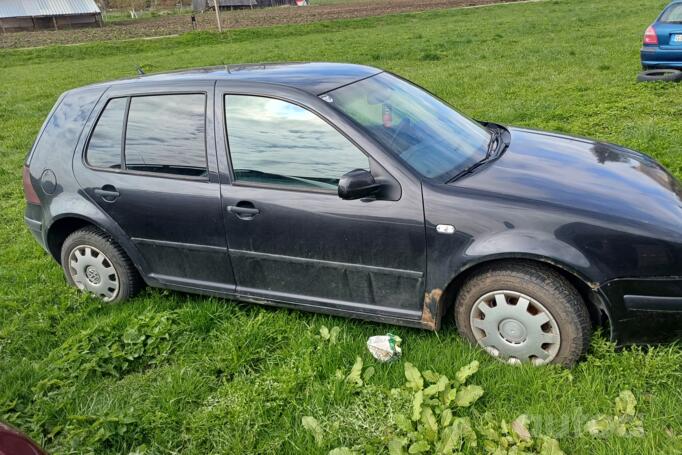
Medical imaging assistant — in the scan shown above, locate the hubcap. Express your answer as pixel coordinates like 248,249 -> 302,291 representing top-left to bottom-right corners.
469,290 -> 561,365
68,245 -> 119,302
85,266 -> 101,285
499,319 -> 527,343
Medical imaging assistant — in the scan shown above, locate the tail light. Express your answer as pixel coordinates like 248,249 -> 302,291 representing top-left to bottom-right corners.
644,25 -> 658,45
23,165 -> 40,205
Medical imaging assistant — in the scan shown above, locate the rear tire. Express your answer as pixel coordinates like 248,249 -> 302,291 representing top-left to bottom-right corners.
61,226 -> 143,303
454,262 -> 591,366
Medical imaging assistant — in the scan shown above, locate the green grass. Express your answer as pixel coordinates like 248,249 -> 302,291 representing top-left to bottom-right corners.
1,0 -> 682,453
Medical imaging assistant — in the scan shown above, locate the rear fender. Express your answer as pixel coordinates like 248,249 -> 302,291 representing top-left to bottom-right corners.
44,191 -> 152,280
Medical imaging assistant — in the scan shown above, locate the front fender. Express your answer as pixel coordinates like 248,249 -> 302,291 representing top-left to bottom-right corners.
464,229 -> 596,282
422,225 -> 610,331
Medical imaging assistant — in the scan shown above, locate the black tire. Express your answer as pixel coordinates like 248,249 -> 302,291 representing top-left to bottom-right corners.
60,226 -> 143,303
454,261 -> 591,366
636,69 -> 682,82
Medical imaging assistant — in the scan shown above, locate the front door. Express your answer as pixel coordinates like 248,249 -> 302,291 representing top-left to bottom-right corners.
73,84 -> 236,291
219,93 -> 426,320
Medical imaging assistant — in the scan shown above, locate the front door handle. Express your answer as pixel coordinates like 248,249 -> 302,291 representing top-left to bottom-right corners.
227,202 -> 260,219
94,185 -> 119,202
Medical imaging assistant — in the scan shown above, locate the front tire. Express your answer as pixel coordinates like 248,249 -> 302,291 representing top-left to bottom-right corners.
454,262 -> 591,366
61,226 -> 143,303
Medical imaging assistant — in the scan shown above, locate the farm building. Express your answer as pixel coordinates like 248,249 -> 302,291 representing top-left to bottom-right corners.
192,0 -> 298,10
0,0 -> 102,33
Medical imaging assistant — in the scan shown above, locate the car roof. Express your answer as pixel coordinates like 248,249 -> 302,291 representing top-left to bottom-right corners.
87,62 -> 383,96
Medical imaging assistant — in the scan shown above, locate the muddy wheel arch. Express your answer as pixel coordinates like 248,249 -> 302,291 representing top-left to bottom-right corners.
424,255 -> 606,332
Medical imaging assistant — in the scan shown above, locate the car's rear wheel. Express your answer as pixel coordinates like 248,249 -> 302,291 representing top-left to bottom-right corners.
454,262 -> 591,366
61,226 -> 142,303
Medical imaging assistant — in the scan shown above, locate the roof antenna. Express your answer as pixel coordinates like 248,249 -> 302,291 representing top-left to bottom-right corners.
135,64 -> 145,75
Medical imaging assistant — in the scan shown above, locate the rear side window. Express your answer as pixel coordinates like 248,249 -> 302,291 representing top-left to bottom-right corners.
86,93 -> 208,178
225,95 -> 369,191
125,94 -> 207,177
661,4 -> 682,22
86,97 -> 126,169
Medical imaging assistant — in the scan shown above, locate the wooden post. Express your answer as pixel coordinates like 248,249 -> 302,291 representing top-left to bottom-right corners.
52,16 -> 58,30
213,0 -> 222,32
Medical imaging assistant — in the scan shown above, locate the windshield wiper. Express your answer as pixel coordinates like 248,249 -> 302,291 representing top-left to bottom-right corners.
446,127 -> 502,183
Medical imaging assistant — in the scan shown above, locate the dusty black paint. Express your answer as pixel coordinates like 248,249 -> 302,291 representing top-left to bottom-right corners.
24,63 -> 682,343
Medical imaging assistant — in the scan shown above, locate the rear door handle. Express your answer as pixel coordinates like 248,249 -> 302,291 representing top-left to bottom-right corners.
227,204 -> 260,219
94,185 -> 119,202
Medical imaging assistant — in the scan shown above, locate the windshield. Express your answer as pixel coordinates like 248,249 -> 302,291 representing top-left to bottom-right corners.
322,72 -> 490,181
661,4 -> 682,22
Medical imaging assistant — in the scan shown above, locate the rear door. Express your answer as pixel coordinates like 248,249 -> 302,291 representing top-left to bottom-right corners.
215,85 -> 427,322
73,82 -> 237,292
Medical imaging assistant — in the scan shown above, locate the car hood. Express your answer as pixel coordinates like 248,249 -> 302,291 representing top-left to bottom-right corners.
451,127 -> 682,234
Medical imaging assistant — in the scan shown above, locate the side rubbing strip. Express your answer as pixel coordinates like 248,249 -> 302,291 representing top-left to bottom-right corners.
624,295 -> 682,312
132,237 -> 228,253
229,249 -> 423,279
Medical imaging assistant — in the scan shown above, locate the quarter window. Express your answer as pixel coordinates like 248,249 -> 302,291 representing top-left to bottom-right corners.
225,95 -> 369,191
86,97 -> 126,169
125,94 -> 207,177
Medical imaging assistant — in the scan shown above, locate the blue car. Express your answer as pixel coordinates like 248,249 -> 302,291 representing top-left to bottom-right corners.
641,0 -> 682,69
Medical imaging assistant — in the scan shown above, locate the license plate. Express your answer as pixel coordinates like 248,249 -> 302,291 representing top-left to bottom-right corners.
673,34 -> 682,43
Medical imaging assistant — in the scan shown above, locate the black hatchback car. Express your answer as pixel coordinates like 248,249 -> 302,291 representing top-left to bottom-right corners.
24,63 -> 682,366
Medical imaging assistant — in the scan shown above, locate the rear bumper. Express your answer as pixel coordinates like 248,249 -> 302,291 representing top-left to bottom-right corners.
24,204 -> 46,250
600,277 -> 682,345
641,47 -> 682,69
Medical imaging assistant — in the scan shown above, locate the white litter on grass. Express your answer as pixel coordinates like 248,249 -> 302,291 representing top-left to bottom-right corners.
367,333 -> 402,362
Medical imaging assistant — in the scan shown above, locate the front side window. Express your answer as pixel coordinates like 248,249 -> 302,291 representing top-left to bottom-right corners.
125,94 -> 207,177
86,97 -> 126,169
225,95 -> 369,191
323,72 -> 490,182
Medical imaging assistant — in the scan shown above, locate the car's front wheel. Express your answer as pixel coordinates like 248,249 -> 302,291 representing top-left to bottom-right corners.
61,226 -> 143,303
454,262 -> 591,366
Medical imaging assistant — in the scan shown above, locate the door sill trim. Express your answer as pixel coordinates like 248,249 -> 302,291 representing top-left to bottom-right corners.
237,286 -> 422,320
147,274 -> 428,329
149,273 -> 237,293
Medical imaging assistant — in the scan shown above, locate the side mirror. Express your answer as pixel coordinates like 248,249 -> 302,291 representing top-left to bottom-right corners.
338,169 -> 382,200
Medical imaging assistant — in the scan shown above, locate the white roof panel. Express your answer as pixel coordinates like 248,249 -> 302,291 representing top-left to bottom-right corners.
0,0 -> 101,18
